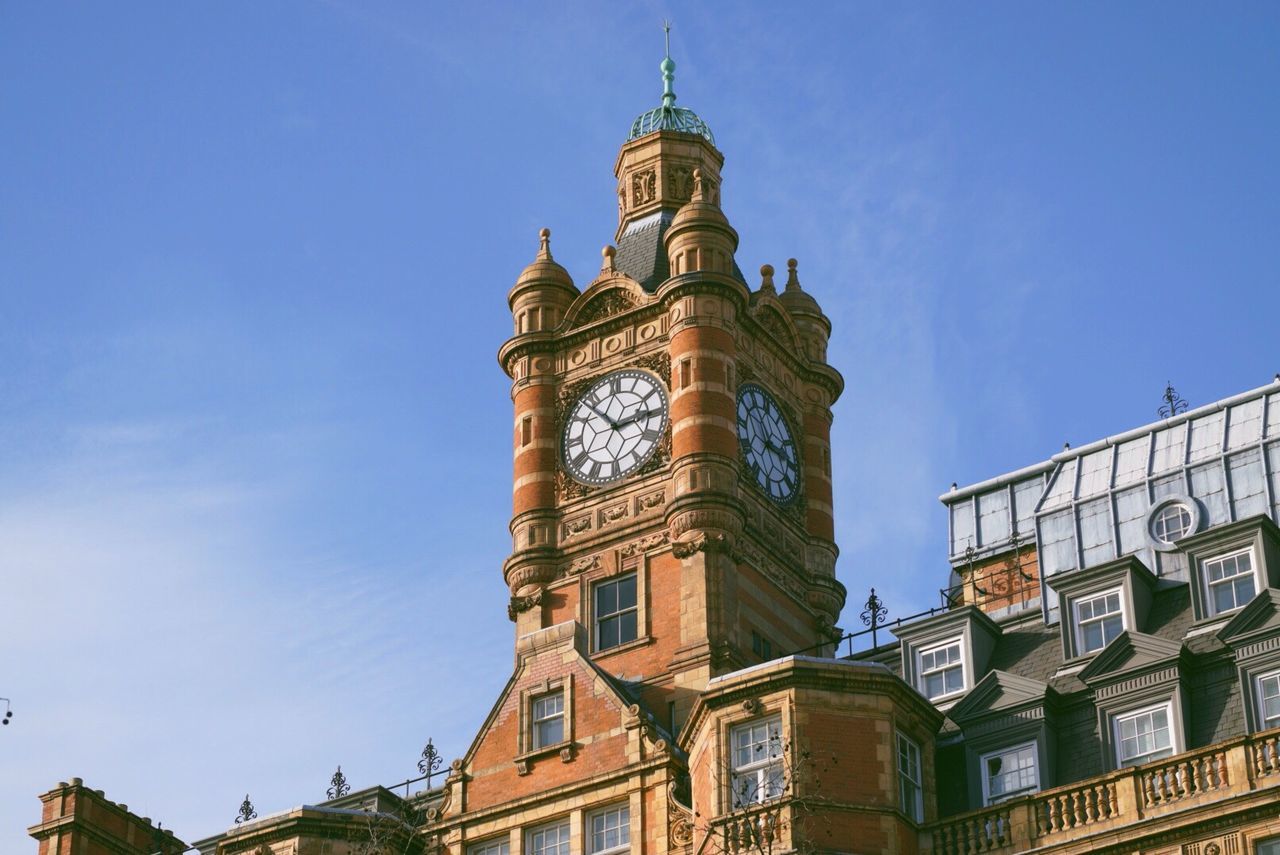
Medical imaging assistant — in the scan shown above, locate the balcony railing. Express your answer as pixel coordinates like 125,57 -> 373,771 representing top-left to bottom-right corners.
925,727 -> 1280,854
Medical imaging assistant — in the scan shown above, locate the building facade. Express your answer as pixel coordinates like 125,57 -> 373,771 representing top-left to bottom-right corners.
28,53 -> 1280,855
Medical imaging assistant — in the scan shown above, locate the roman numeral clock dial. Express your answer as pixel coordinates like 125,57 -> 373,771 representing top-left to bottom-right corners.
737,383 -> 799,503
562,370 -> 669,485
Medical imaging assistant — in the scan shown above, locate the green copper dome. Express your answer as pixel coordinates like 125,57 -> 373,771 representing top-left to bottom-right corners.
626,43 -> 715,145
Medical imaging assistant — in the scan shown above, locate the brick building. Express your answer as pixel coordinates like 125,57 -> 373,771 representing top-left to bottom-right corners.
28,50 -> 1280,855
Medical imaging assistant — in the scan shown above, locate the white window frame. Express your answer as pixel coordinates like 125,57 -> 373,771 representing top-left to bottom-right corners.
729,716 -> 785,808
979,741 -> 1040,805
1151,502 -> 1193,545
526,820 -> 571,855
897,731 -> 923,822
531,691 -> 565,749
468,839 -> 509,855
594,573 -> 639,652
1202,547 -> 1260,616
587,803 -> 630,855
1256,669 -> 1280,731
1073,588 -> 1126,655
1113,702 -> 1176,767
916,636 -> 966,701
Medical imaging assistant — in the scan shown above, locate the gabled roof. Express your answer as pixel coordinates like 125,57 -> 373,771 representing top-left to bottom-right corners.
948,669 -> 1054,724
1079,631 -> 1184,684
1218,589 -> 1280,645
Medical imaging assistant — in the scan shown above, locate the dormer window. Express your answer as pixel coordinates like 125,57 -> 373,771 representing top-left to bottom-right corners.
980,742 -> 1040,804
1074,589 -> 1125,654
918,638 -> 965,700
1114,702 -> 1176,766
1204,548 -> 1258,615
1256,670 -> 1280,730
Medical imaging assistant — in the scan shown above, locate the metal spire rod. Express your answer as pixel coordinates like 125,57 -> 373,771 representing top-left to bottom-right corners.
661,20 -> 676,108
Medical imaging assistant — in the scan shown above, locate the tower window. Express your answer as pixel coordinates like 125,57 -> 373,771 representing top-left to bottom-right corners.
521,416 -> 532,447
897,732 -> 923,822
751,630 -> 773,661
531,691 -> 565,749
730,717 -> 784,808
594,574 -> 638,651
1204,548 -> 1257,615
679,358 -> 692,389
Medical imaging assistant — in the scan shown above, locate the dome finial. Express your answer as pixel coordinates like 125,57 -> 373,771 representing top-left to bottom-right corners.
785,258 -> 802,290
661,20 -> 676,108
537,227 -> 552,260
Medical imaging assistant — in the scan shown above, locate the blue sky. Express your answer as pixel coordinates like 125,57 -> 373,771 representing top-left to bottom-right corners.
2,1 -> 1278,850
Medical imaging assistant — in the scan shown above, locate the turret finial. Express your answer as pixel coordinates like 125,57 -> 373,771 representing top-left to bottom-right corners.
759,264 -> 776,294
661,20 -> 676,108
785,258 -> 801,290
537,227 -> 552,259
601,245 -> 616,273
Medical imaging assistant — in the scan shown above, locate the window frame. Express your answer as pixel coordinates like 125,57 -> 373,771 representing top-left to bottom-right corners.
1112,701 -> 1177,767
525,820 -> 571,855
586,803 -> 631,855
1202,546 -> 1261,617
1256,668 -> 1280,731
896,731 -> 924,822
729,716 -> 785,809
1072,587 -> 1127,655
916,636 -> 966,701
531,690 -> 565,750
593,572 -> 639,652
468,839 -> 510,855
978,741 -> 1041,805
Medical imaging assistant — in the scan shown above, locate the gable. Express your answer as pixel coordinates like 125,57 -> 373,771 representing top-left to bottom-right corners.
1078,631 -> 1183,684
949,670 -> 1051,724
1219,588 -> 1280,645
459,622 -> 660,812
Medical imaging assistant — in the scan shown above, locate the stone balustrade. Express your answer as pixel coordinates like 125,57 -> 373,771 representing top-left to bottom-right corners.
924,727 -> 1280,854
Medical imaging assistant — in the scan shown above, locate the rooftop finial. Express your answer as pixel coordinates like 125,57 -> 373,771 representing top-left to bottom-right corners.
537,227 -> 552,259
785,258 -> 802,291
661,20 -> 676,108
759,264 -> 776,294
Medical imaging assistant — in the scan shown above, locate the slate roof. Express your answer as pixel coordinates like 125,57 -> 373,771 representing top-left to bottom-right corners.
614,210 -> 749,292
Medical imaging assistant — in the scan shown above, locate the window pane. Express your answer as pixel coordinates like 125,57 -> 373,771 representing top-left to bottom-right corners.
618,575 -> 637,609
590,805 -> 629,853
595,581 -> 617,615
598,616 -> 619,650
618,611 -> 637,645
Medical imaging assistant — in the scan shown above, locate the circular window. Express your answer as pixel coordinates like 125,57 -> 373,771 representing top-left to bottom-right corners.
1147,497 -> 1200,551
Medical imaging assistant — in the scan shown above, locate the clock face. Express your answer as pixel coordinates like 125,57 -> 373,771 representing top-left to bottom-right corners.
737,384 -> 799,503
562,370 -> 669,485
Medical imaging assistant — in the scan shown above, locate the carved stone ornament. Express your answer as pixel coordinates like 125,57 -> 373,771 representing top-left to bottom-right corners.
631,169 -> 657,206
514,759 -> 530,776
668,165 -> 693,201
564,516 -> 591,537
559,554 -> 600,579
669,815 -> 694,847
576,289 -> 639,325
741,698 -> 764,715
600,502 -> 629,526
507,588 -> 544,621
672,531 -> 729,559
619,531 -> 670,557
559,745 -> 574,763
1184,837 -> 1240,855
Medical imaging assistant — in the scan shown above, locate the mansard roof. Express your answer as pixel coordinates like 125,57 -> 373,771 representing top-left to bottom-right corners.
942,377 -> 1280,579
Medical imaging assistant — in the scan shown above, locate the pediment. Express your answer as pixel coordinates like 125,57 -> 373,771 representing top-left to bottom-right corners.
1079,631 -> 1183,684
748,293 -> 799,349
1218,589 -> 1280,644
564,277 -> 649,328
949,670 -> 1051,723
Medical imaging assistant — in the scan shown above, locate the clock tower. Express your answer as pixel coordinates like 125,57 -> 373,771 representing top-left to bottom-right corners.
496,50 -> 845,732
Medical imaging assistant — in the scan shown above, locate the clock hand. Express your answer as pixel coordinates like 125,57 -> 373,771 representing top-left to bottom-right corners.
616,408 -> 661,429
587,402 -> 620,429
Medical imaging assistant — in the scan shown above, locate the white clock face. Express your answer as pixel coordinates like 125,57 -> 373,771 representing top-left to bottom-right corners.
562,370 -> 669,485
737,384 -> 799,503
